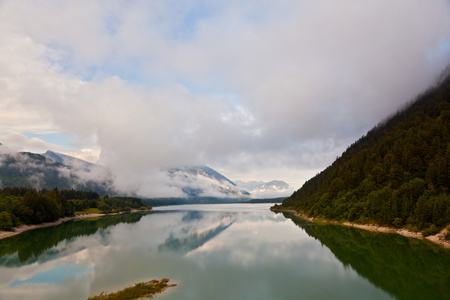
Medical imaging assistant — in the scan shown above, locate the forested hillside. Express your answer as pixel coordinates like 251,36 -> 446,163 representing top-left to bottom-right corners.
276,71 -> 450,235
0,187 -> 148,231
0,151 -> 112,195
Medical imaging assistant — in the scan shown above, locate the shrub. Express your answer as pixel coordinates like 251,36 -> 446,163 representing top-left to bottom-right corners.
393,217 -> 403,228
422,224 -> 440,237
0,211 -> 13,231
444,231 -> 450,241
405,224 -> 419,232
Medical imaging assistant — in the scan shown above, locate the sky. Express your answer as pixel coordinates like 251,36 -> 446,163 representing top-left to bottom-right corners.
1,0 -> 450,194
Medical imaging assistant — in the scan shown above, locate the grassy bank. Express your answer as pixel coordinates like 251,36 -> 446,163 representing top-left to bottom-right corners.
87,278 -> 176,300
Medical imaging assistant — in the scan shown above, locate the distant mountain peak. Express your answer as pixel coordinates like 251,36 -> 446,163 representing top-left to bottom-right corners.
43,150 -> 95,171
166,165 -> 249,198
1,148 -> 255,200
0,150 -> 112,195
170,165 -> 237,186
235,180 -> 294,198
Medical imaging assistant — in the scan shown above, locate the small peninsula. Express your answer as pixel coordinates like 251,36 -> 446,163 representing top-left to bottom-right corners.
87,278 -> 176,300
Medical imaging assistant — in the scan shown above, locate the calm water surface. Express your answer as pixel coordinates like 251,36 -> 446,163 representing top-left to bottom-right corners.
0,203 -> 449,300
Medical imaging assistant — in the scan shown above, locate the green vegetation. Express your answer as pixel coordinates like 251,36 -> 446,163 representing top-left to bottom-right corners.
445,231 -> 450,241
75,208 -> 103,215
87,278 -> 175,300
284,212 -> 450,300
0,211 -> 13,230
276,71 -> 450,234
0,187 -> 149,230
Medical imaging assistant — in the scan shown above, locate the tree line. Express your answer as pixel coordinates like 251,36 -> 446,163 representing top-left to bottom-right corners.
275,70 -> 450,235
0,187 -> 148,231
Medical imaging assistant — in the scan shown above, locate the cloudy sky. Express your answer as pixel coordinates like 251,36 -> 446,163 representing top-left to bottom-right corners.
1,0 -> 450,193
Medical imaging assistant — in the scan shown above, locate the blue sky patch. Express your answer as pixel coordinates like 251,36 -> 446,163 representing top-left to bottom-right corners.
23,132 -> 71,149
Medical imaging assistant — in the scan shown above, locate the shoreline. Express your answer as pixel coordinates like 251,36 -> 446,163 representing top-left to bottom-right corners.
0,209 -> 152,241
273,209 -> 450,249
87,278 -> 176,300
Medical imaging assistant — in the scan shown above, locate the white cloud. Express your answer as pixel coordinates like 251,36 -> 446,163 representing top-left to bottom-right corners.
0,0 -> 449,194
0,132 -> 62,153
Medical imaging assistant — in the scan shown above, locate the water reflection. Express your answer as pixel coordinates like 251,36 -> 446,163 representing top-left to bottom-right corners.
10,264 -> 94,287
158,211 -> 233,254
0,204 -> 447,300
282,211 -> 450,300
0,213 -> 148,267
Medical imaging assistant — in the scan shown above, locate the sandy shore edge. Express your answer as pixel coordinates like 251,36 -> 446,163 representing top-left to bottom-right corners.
272,209 -> 450,249
0,209 -> 151,241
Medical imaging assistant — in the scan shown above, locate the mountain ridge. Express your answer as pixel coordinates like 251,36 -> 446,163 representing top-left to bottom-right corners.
235,180 -> 294,198
0,150 -> 112,195
0,149 -> 250,200
276,69 -> 450,235
43,150 -> 96,171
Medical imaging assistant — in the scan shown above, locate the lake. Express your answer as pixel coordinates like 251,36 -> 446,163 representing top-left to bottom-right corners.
0,203 -> 449,300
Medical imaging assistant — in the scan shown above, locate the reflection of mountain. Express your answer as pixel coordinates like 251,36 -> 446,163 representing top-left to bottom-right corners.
158,223 -> 232,255
0,213 -> 148,267
158,211 -> 234,254
283,212 -> 450,300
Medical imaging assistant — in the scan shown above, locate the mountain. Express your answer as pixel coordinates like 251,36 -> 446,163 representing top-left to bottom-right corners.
43,150 -> 95,171
235,180 -> 294,198
276,70 -> 450,234
166,166 -> 250,198
0,149 -> 112,195
0,151 -> 68,189
170,166 -> 236,186
0,147 -> 250,200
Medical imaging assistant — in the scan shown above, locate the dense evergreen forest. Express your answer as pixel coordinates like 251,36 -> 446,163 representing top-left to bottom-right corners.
275,71 -> 450,235
0,187 -> 148,231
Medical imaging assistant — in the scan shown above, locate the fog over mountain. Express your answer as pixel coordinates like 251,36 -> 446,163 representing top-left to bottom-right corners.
1,1 -> 449,193
164,166 -> 249,198
0,146 -> 113,194
235,180 -> 294,198
0,146 -> 253,199
43,150 -> 95,172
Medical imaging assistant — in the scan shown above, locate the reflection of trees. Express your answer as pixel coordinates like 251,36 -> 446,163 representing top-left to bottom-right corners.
158,211 -> 234,254
284,212 -> 450,300
182,210 -> 204,222
0,213 -> 148,267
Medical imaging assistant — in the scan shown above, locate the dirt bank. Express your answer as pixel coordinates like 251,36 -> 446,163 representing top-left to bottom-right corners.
272,208 -> 450,249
